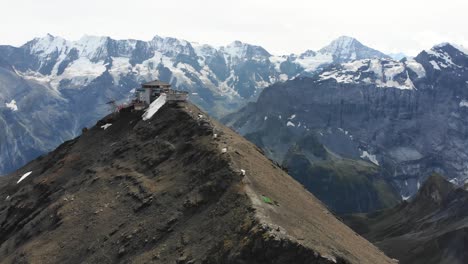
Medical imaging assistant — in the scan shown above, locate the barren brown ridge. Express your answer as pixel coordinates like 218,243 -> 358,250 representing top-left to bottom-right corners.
0,102 -> 394,264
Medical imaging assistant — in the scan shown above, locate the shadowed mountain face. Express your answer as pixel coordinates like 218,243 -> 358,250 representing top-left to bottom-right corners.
0,35 -> 388,176
224,43 -> 468,211
0,102 -> 394,264
344,174 -> 468,264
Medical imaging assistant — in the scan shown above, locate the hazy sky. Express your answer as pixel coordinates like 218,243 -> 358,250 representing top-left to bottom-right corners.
2,0 -> 467,56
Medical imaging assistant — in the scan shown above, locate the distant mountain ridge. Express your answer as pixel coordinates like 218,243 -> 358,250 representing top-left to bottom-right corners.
0,34 -> 390,175
344,174 -> 468,264
224,43 -> 468,209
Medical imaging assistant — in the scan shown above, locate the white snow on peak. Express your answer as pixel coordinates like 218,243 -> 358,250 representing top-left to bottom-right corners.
459,100 -> 468,107
17,171 -> 33,184
5,100 -> 18,111
286,121 -> 296,127
426,47 -> 461,69
319,36 -> 357,54
433,42 -> 451,49
432,42 -> 468,55
294,52 -> 333,73
76,35 -> 109,58
222,41 -> 248,59
452,43 -> 468,55
59,58 -> 107,87
342,60 -> 368,71
269,56 -> 287,71
142,93 -> 167,121
404,58 -> 426,78
319,58 -> 417,90
360,150 -> 379,166
430,61 -> 441,70
192,42 -> 217,58
288,114 -> 296,120
30,34 -> 69,55
150,36 -> 193,56
30,34 -> 110,60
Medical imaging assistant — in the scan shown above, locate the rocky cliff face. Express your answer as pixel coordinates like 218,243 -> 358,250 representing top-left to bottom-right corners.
344,174 -> 468,264
0,35 -> 387,175
0,101 -> 394,264
224,43 -> 468,206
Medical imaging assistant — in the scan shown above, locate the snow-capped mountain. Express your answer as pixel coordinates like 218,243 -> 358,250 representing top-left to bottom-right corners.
317,36 -> 390,63
318,57 -> 425,89
290,36 -> 390,73
0,34 -> 388,175
224,43 -> 468,206
3,34 -> 390,110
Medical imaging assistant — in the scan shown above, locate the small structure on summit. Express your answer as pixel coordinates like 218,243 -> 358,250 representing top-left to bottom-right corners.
133,80 -> 188,110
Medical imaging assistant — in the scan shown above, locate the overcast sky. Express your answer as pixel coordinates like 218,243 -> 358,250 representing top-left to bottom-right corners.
1,0 -> 467,56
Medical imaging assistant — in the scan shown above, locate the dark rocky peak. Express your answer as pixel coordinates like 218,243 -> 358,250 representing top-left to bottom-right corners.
343,173 -> 468,264
412,173 -> 455,205
416,43 -> 468,72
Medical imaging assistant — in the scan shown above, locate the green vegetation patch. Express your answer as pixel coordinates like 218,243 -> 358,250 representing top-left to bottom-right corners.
261,195 -> 274,204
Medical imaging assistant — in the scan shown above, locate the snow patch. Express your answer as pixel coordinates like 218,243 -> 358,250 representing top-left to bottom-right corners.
58,58 -> 107,89
286,121 -> 295,127
269,56 -> 287,71
360,151 -> 379,166
101,123 -> 112,130
402,195 -> 411,201
319,59 -> 415,90
5,100 -> 18,111
459,100 -> 468,107
17,171 -> 33,184
295,52 -> 334,72
142,93 -> 167,121
427,47 -> 461,68
405,58 -> 426,78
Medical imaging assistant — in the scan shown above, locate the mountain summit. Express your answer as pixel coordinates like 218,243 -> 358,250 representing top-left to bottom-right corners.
317,36 -> 390,63
0,101 -> 393,263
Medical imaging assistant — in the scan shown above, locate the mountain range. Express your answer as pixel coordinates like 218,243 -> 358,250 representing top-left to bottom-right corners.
224,42 -> 468,212
0,34 -> 389,175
